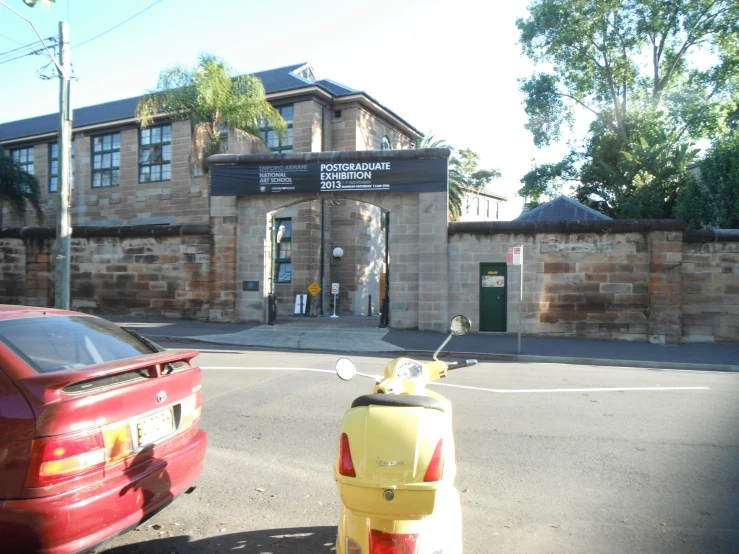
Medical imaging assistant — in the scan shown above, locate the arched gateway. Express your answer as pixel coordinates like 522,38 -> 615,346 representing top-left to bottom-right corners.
208,148 -> 451,332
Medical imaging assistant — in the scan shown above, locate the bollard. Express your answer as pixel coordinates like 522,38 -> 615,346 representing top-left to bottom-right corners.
368,295 -> 372,316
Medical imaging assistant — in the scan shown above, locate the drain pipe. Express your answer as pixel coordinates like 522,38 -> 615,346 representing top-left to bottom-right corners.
320,198 -> 325,316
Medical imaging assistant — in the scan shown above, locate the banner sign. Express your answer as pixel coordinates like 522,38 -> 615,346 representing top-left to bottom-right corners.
210,158 -> 448,196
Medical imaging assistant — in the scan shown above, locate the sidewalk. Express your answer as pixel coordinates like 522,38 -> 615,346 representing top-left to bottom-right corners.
109,315 -> 739,372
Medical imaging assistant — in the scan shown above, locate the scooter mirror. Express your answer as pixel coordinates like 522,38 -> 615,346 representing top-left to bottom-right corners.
450,315 -> 471,336
336,358 -> 357,381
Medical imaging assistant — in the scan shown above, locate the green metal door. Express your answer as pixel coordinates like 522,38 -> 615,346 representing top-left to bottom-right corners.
479,263 -> 507,332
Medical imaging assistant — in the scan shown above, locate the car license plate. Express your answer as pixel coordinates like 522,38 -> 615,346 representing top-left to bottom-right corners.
136,408 -> 175,447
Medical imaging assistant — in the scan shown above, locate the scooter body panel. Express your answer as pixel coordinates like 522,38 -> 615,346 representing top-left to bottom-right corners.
336,486 -> 463,554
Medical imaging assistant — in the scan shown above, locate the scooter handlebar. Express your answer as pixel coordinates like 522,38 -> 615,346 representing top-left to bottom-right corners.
445,359 -> 477,370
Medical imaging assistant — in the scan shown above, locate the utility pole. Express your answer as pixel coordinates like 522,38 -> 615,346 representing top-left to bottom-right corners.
0,2 -> 73,309
54,21 -> 72,310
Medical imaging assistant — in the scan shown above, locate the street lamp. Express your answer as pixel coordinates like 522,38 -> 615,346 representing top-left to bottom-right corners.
268,223 -> 286,325
330,247 -> 343,318
332,247 -> 344,263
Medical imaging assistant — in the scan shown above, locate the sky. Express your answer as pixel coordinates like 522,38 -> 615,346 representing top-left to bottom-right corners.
0,0 -> 573,220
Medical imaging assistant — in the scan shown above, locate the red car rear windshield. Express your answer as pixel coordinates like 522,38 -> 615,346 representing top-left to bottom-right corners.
0,315 -> 157,374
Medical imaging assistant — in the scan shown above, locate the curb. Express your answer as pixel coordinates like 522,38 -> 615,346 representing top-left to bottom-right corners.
151,335 -> 739,373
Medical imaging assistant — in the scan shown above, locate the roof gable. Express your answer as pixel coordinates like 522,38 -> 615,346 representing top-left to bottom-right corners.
515,195 -> 611,221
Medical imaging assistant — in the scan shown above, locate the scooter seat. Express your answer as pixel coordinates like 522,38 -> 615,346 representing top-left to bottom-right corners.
351,393 -> 449,413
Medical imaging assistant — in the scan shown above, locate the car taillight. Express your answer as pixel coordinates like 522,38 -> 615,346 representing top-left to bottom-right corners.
423,439 -> 445,482
369,530 -> 419,554
102,421 -> 134,465
180,392 -> 202,431
26,430 -> 105,487
339,433 -> 356,477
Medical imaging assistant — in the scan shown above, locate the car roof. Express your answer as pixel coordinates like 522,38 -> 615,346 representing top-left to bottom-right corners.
0,304 -> 84,320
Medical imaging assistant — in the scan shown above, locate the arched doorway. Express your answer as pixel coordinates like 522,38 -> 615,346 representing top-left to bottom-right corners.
264,198 -> 390,325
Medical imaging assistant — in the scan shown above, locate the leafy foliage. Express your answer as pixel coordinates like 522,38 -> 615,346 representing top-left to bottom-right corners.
517,0 -> 739,219
136,54 -> 286,173
415,134 -> 501,220
0,146 -> 43,225
23,0 -> 55,8
675,134 -> 739,228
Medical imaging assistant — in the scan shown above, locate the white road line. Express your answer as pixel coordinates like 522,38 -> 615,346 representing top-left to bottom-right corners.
433,383 -> 710,393
201,366 -> 334,374
200,367 -> 710,394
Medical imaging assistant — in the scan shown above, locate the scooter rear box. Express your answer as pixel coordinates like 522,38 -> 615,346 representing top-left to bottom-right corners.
336,400 -> 454,519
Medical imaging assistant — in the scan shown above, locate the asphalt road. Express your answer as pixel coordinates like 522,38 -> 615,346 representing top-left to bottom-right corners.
96,347 -> 739,554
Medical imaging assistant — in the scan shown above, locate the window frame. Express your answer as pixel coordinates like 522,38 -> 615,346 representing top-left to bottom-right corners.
48,140 -> 76,193
91,132 -> 121,189
274,217 -> 292,284
11,146 -> 34,175
260,104 -> 293,154
10,146 -> 34,194
138,123 -> 172,184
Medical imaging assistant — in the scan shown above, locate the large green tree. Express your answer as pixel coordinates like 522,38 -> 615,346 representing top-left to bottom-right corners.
0,146 -> 43,227
517,0 -> 739,217
415,134 -> 501,220
136,54 -> 286,173
675,133 -> 739,228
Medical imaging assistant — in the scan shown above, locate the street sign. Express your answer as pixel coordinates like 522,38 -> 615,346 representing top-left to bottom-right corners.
507,246 -> 522,266
307,282 -> 321,296
331,283 -> 340,295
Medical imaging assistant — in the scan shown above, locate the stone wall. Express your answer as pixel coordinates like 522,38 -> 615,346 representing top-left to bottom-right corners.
0,225 -> 212,319
682,230 -> 739,343
447,221 -> 736,344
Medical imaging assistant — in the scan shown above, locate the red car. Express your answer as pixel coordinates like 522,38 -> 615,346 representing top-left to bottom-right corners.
0,305 -> 207,553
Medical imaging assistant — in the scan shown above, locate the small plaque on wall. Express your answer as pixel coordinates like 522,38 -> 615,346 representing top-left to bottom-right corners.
242,281 -> 260,292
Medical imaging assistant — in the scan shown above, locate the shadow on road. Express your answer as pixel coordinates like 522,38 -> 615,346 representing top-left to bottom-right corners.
100,526 -> 337,553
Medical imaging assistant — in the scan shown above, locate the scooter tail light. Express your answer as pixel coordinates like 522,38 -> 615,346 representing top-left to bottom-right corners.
369,529 -> 419,554
339,433 -> 356,477
26,430 -> 106,488
346,537 -> 362,553
423,438 -> 445,482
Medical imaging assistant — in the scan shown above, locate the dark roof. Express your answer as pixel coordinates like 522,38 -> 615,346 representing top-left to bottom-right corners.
0,63 -> 420,142
515,195 -> 611,221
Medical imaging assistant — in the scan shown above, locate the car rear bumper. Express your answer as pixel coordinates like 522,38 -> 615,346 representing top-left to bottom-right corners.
0,428 -> 207,554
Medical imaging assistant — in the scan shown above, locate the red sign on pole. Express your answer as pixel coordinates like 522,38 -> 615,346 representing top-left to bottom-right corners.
507,246 -> 522,266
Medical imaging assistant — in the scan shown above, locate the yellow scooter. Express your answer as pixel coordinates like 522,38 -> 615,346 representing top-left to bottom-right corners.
334,315 -> 477,554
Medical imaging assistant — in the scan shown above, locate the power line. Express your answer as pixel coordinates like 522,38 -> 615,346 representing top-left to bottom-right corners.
0,37 -> 52,58
0,37 -> 56,66
73,0 -> 164,50
0,33 -> 24,46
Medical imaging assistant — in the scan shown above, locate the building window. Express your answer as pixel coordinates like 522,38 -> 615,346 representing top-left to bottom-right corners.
381,135 -> 392,150
10,147 -> 33,193
261,105 -> 293,153
11,146 -> 34,175
92,132 -> 121,188
485,199 -> 490,219
49,141 -> 75,193
139,124 -> 171,183
275,218 -> 292,283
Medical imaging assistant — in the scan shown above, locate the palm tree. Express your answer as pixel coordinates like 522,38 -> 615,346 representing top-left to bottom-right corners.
136,54 -> 287,174
0,146 -> 43,227
415,133 -> 501,221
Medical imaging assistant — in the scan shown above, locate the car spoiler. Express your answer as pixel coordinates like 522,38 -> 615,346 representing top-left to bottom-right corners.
18,349 -> 200,405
